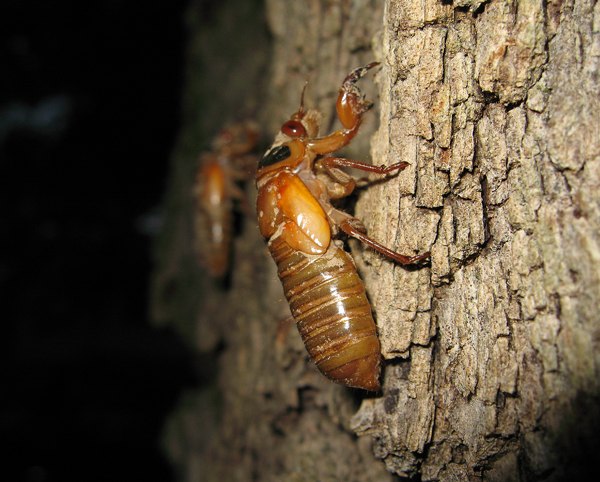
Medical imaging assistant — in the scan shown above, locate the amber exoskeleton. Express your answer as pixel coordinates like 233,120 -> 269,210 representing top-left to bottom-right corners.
255,63 -> 430,391
194,122 -> 258,278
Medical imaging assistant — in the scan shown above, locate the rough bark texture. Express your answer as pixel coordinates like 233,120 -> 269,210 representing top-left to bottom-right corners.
153,0 -> 600,481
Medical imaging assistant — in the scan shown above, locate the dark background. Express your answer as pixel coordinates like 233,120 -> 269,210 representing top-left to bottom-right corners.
1,1 -> 197,480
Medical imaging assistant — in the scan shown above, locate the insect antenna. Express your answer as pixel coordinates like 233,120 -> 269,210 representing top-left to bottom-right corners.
292,80 -> 309,120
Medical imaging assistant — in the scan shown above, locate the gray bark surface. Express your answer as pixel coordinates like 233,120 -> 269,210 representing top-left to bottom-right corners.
153,1 -> 600,480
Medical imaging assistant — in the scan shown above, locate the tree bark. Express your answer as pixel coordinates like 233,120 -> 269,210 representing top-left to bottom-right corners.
153,0 -> 600,480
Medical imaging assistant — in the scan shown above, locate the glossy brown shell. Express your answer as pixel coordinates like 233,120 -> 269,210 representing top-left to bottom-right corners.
194,161 -> 232,278
269,236 -> 381,391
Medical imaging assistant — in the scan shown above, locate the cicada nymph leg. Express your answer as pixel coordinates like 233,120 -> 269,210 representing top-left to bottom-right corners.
307,62 -> 380,155
318,156 -> 409,175
317,157 -> 430,265
316,156 -> 411,198
314,159 -> 357,199
338,217 -> 430,265
336,61 -> 380,129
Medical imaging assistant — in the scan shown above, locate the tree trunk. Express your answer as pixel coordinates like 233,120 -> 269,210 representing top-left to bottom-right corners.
152,0 -> 600,480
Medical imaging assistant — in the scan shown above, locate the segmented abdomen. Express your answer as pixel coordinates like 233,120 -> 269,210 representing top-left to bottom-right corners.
269,236 -> 381,391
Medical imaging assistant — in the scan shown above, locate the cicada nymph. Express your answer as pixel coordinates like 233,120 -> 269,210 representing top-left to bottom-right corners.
255,63 -> 429,391
194,122 -> 258,278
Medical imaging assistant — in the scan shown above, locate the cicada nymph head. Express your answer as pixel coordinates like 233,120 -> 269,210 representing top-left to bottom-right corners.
257,84 -> 324,177
279,82 -> 321,140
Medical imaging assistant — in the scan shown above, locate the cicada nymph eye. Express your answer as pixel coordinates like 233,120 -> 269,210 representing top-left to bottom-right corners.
281,120 -> 307,138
